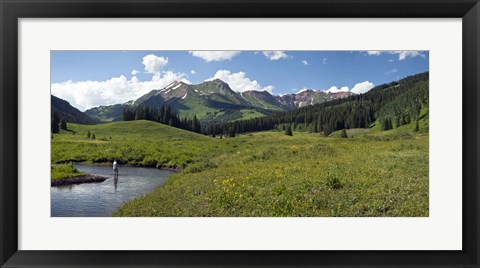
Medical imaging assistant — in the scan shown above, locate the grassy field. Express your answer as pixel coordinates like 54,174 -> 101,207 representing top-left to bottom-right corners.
51,120 -> 429,217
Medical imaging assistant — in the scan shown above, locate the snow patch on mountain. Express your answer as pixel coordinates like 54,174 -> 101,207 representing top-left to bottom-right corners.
194,89 -> 205,95
165,82 -> 176,89
239,92 -> 248,101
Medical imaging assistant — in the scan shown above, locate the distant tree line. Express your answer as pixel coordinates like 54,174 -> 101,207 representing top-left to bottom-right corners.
203,72 -> 429,137
122,104 -> 202,133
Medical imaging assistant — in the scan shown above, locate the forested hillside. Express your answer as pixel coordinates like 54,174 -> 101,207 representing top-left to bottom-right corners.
51,95 -> 101,134
122,104 -> 202,133
203,72 -> 429,136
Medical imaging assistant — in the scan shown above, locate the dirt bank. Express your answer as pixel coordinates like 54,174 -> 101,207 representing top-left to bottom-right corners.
51,175 -> 108,187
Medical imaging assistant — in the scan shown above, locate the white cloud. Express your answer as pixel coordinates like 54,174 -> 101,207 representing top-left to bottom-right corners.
131,69 -> 140,76
51,71 -> 189,112
396,51 -> 425,60
190,70 -> 196,75
326,86 -> 350,93
262,51 -> 289,60
385,67 -> 399,75
142,54 -> 168,74
322,58 -> 328,65
366,51 -> 382,56
189,51 -> 240,62
388,59 -> 394,63
301,60 -> 310,66
207,70 -> 274,93
350,81 -> 375,94
324,81 -> 375,94
366,50 -> 426,60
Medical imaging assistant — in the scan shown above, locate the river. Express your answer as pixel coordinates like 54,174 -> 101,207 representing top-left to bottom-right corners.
51,164 -> 176,217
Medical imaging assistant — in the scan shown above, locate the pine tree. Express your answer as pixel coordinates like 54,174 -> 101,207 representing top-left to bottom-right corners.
401,115 -> 407,126
191,115 -> 201,133
60,118 -> 67,130
414,118 -> 419,132
51,111 -> 60,133
229,127 -> 235,137
382,118 -> 393,131
341,128 -> 348,138
285,125 -> 293,136
163,105 -> 170,123
312,120 -> 318,133
87,130 -> 91,139
91,133 -> 96,140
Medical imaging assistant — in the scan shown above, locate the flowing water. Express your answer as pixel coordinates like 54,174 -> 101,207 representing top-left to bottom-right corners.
51,164 -> 176,217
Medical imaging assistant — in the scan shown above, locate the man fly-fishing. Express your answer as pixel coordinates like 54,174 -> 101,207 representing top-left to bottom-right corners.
113,159 -> 118,178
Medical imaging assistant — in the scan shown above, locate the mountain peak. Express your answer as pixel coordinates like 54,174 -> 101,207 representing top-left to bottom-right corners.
205,78 -> 230,87
296,89 -> 315,94
199,79 -> 234,93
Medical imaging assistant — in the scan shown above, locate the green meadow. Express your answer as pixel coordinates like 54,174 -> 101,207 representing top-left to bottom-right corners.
51,119 -> 428,217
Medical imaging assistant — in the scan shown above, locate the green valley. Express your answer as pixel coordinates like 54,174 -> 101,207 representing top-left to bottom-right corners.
52,116 -> 428,217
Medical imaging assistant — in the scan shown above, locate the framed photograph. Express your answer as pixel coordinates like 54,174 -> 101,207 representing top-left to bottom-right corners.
1,0 -> 479,267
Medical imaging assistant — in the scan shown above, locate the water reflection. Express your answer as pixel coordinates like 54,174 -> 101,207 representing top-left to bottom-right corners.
113,177 -> 118,191
51,164 -> 175,217
56,184 -> 74,191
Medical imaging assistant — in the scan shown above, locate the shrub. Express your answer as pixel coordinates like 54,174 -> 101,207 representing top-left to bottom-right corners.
142,156 -> 158,167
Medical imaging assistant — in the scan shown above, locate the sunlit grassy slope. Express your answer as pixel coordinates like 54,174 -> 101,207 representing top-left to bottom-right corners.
52,120 -> 428,217
52,120 -> 213,169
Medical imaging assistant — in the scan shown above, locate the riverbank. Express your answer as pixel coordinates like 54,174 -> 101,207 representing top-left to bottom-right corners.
58,161 -> 184,172
51,164 -> 176,217
51,174 -> 108,186
50,161 -> 179,187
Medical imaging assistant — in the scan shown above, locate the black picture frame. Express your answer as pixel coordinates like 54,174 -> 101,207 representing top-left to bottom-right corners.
1,0 -> 479,267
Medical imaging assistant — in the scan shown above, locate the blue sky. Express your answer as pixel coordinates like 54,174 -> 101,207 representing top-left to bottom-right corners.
51,50 -> 428,111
